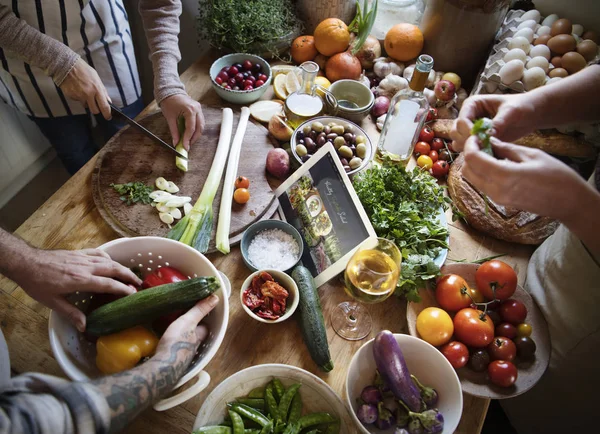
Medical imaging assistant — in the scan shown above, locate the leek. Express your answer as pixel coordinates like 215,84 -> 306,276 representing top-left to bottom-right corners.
216,106 -> 250,254
175,116 -> 188,172
167,108 -> 234,252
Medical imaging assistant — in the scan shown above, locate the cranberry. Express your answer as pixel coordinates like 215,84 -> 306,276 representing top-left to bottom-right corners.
233,86 -> 240,91
242,71 -> 250,79
220,66 -> 230,73
228,65 -> 239,76
215,76 -> 223,85
258,73 -> 268,82
225,85 -> 232,90
220,81 -> 228,88
233,63 -> 243,70
247,75 -> 256,83
243,79 -> 254,88
217,71 -> 229,81
252,63 -> 261,73
255,79 -> 265,87
243,60 -> 253,71
235,73 -> 244,83
227,77 -> 237,87
244,85 -> 253,91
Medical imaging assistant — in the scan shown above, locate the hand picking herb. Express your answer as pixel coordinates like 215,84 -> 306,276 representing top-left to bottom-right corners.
110,182 -> 154,205
471,117 -> 495,157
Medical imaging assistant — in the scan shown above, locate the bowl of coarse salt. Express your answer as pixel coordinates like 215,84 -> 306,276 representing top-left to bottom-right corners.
240,220 -> 304,273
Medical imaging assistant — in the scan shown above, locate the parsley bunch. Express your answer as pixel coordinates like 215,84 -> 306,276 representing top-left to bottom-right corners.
354,166 -> 451,301
110,182 -> 153,206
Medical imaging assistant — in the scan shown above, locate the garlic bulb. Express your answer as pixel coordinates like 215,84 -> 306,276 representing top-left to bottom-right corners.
373,57 -> 405,78
376,74 -> 409,98
376,114 -> 387,131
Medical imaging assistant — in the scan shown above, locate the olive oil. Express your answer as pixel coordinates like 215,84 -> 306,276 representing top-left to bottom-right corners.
284,61 -> 325,128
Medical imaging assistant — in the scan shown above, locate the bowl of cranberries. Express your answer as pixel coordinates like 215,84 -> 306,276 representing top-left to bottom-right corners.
210,53 -> 272,104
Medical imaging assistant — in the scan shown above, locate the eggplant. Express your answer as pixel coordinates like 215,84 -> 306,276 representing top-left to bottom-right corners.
357,403 -> 378,424
361,385 -> 383,405
411,375 -> 439,408
375,402 -> 396,430
395,429 -> 410,434
373,330 -> 422,412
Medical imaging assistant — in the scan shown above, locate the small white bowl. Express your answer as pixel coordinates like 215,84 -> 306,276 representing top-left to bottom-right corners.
346,333 -> 463,434
240,269 -> 299,324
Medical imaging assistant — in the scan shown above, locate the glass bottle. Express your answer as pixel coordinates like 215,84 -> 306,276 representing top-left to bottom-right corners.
371,0 -> 425,41
376,54 -> 433,165
284,61 -> 325,129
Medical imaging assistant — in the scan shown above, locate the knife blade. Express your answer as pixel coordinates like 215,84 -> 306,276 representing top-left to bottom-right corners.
109,103 -> 188,160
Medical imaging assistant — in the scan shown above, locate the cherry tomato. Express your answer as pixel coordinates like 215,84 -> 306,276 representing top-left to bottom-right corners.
487,310 -> 502,327
233,188 -> 250,204
435,274 -> 472,311
468,286 -> 485,303
428,150 -> 439,162
514,336 -> 536,360
431,160 -> 449,178
431,137 -> 444,151
234,176 -> 250,189
438,148 -> 452,161
475,260 -> 518,301
419,126 -> 435,143
414,141 -> 431,156
453,308 -> 495,348
441,341 -> 469,369
426,107 -> 438,122
487,336 -> 517,362
416,307 -> 454,347
500,299 -> 528,325
495,322 -> 517,339
417,155 -> 434,170
488,360 -> 518,387
516,323 -> 532,337
469,349 -> 490,372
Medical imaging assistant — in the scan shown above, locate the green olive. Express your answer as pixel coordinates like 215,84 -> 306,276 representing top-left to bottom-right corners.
311,121 -> 324,133
295,144 -> 308,157
331,125 -> 345,135
338,145 -> 353,159
356,143 -> 367,159
349,157 -> 363,169
302,125 -> 312,136
333,136 -> 346,149
356,135 -> 367,144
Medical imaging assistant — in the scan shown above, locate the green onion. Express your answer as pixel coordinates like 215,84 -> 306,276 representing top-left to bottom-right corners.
168,108 -> 234,252
175,116 -> 189,172
216,106 -> 250,254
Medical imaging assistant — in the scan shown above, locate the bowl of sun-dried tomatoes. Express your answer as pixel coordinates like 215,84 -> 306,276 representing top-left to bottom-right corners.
240,269 -> 299,323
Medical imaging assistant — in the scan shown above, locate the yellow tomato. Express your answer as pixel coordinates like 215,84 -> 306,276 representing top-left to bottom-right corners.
417,154 -> 434,170
516,323 -> 532,337
416,307 -> 454,346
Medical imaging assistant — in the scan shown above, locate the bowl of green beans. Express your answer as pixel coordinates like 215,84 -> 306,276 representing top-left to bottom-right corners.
192,364 -> 354,433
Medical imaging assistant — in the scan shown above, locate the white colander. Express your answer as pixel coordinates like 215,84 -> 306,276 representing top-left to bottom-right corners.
48,236 -> 230,411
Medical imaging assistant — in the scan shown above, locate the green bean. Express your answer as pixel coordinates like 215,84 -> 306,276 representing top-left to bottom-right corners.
228,403 -> 270,427
272,378 -> 285,401
193,427 -> 232,434
287,393 -> 302,423
244,430 -> 260,434
321,420 -> 340,434
277,383 -> 301,423
248,387 -> 265,399
298,413 -> 337,429
281,423 -> 299,434
304,430 -> 319,434
228,410 -> 245,434
265,385 -> 279,420
236,398 -> 265,411
273,423 -> 285,434
259,421 -> 273,434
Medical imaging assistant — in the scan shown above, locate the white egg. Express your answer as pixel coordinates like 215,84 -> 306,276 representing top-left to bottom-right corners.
508,36 -> 531,54
536,26 -> 552,37
546,76 -> 563,85
521,10 -> 541,23
541,14 -> 559,27
503,48 -> 528,64
513,27 -> 535,43
529,44 -> 551,60
527,56 -> 550,73
523,67 -> 547,90
534,24 -> 541,32
517,19 -> 537,31
572,24 -> 584,36
499,59 -> 525,85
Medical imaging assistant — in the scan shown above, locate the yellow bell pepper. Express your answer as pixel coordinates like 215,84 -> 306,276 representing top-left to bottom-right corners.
96,326 -> 159,374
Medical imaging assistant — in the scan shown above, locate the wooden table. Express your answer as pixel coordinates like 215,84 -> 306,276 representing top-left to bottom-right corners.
0,54 -> 536,433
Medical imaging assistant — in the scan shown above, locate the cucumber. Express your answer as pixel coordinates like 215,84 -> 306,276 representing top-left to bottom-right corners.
86,277 -> 219,336
291,266 -> 333,372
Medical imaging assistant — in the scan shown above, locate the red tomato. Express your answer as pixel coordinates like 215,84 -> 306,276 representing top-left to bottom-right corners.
142,266 -> 188,289
426,107 -> 438,122
441,341 -> 469,369
431,137 -> 444,151
419,126 -> 435,143
435,274 -> 472,311
428,150 -> 439,162
453,308 -> 495,348
475,260 -> 518,301
431,160 -> 449,178
488,360 -> 518,387
487,336 -> 517,362
500,299 -> 528,325
495,322 -> 517,339
414,141 -> 431,156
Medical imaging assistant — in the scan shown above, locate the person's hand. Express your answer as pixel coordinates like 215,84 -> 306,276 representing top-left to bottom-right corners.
451,94 -> 538,152
462,136 -> 584,220
60,58 -> 112,120
160,94 -> 205,151
14,248 -> 140,332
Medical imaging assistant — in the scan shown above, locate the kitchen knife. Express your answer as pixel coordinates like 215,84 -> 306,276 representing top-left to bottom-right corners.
109,103 -> 188,160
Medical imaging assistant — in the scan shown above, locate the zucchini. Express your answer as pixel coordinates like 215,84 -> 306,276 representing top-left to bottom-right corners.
291,266 -> 333,372
86,277 -> 219,336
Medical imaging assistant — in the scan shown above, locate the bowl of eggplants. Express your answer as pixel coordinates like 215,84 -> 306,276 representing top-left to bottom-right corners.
346,331 -> 463,433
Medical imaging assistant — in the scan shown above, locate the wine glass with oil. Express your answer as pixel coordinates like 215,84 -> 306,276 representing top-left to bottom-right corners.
331,237 -> 401,340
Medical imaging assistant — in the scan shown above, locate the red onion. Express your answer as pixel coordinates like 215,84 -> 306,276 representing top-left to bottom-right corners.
372,95 -> 391,117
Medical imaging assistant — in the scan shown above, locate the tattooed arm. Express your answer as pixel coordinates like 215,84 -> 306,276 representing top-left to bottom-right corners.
93,294 -> 219,433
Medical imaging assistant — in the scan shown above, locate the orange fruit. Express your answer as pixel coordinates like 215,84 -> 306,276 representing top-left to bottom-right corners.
290,35 -> 318,64
314,18 -> 350,57
325,52 -> 361,82
384,23 -> 424,62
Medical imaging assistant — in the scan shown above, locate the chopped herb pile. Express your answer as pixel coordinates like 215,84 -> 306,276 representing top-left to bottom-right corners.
471,117 -> 495,157
354,166 -> 451,302
110,182 -> 153,205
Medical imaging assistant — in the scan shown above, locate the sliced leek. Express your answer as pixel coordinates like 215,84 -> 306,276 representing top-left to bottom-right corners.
216,106 -> 250,254
155,177 -> 169,190
168,108 -> 234,252
175,116 -> 189,172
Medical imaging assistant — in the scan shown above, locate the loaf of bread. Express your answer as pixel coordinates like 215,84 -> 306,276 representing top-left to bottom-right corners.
448,154 -> 558,245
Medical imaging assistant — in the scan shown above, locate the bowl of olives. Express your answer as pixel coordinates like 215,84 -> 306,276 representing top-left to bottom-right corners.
290,117 -> 373,176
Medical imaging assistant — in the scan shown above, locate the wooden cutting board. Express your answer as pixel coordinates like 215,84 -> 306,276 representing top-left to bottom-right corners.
92,106 -> 280,251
